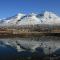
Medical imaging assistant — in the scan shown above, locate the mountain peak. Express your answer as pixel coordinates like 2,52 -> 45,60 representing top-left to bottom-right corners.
0,11 -> 60,27
16,13 -> 25,19
44,11 -> 58,18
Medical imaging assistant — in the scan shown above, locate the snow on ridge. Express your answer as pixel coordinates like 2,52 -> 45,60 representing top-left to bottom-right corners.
0,11 -> 60,27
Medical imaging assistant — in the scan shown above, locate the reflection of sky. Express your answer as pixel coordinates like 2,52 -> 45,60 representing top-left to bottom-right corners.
0,0 -> 60,19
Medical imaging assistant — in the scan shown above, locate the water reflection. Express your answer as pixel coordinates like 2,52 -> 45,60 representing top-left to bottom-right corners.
0,36 -> 59,60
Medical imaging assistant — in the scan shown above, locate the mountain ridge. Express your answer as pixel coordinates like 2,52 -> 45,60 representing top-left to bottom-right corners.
0,11 -> 60,28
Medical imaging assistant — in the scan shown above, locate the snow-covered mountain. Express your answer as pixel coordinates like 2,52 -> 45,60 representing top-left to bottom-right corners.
0,11 -> 60,27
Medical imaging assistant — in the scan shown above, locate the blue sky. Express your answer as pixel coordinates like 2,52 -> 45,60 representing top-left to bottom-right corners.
0,0 -> 60,19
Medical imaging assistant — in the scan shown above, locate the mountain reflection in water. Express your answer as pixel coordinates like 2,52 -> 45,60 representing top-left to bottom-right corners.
0,36 -> 60,60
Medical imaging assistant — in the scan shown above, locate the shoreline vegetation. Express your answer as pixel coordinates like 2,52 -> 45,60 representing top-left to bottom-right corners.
0,26 -> 60,37
0,32 -> 60,38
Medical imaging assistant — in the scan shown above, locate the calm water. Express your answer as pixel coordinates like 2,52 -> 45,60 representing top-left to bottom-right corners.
0,36 -> 60,60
